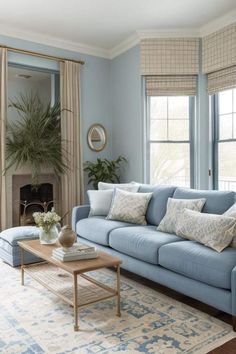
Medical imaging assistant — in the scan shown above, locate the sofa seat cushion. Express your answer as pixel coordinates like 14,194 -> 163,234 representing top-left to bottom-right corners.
109,226 -> 183,265
76,217 -> 134,246
159,241 -> 236,289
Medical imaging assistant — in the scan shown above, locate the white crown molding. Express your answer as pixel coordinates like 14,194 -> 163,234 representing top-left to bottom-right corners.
200,8 -> 236,36
0,8 -> 235,60
0,24 -> 110,59
137,28 -> 201,39
109,33 -> 139,59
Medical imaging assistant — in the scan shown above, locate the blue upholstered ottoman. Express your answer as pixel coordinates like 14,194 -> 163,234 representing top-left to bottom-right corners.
0,226 -> 42,267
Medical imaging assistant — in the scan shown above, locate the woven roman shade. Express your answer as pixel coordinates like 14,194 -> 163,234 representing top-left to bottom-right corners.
146,75 -> 197,96
202,23 -> 236,74
208,66 -> 236,95
202,23 -> 236,94
141,38 -> 199,96
140,38 -> 199,76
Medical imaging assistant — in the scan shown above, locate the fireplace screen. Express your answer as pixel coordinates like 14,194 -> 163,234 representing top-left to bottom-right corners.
20,183 -> 53,226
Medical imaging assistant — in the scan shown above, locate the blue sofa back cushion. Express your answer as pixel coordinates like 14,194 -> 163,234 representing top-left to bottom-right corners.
173,187 -> 235,214
138,185 -> 177,225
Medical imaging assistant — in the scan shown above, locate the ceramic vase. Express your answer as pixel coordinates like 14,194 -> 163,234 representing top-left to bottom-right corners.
58,225 -> 76,249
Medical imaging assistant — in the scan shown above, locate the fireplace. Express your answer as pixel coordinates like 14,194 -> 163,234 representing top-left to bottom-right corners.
20,183 -> 54,225
12,174 -> 60,227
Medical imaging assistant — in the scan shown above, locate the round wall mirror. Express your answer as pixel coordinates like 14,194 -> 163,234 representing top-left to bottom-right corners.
87,124 -> 107,152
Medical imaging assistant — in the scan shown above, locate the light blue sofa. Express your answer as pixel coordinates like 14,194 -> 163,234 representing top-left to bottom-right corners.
72,185 -> 236,330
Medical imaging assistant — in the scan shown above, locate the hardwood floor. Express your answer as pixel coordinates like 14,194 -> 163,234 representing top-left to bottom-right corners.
120,268 -> 236,354
208,338 -> 236,354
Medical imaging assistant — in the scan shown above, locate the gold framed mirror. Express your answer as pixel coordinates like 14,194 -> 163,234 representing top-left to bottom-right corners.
87,124 -> 107,152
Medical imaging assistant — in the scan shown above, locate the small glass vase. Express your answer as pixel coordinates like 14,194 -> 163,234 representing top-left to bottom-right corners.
39,225 -> 58,245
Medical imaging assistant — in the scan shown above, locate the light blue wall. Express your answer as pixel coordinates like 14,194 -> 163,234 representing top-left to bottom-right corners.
0,35 -> 112,165
1,34 -> 211,189
110,45 -> 143,183
110,44 -> 211,189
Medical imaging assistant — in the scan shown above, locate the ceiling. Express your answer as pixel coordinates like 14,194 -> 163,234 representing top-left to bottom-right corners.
0,0 -> 235,58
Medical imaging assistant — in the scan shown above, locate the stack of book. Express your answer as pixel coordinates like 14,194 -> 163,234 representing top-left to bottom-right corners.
52,242 -> 98,262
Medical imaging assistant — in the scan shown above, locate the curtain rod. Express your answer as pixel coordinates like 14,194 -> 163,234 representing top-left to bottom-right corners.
0,45 -> 85,65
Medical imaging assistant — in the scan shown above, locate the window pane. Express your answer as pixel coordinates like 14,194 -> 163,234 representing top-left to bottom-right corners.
168,119 -> 189,141
150,120 -> 167,140
150,97 -> 167,119
218,142 -> 236,191
219,114 -> 233,140
168,96 -> 189,119
150,143 -> 190,187
219,90 -> 233,115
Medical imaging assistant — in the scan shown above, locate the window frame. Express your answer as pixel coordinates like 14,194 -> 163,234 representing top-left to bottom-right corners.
145,95 -> 195,188
212,90 -> 236,190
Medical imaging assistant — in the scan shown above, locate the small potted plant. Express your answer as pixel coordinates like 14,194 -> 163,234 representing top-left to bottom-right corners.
33,208 -> 61,244
84,156 -> 127,189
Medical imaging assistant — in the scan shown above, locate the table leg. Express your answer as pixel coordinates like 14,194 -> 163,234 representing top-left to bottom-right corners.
116,265 -> 121,317
20,248 -> 24,286
73,274 -> 79,331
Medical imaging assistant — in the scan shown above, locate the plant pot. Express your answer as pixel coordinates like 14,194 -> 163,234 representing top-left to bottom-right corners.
39,225 -> 58,245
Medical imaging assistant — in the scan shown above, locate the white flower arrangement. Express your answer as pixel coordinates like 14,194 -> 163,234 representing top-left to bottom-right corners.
33,208 -> 61,233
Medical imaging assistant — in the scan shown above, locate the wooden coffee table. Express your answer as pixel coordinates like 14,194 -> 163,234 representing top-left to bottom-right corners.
18,240 -> 122,331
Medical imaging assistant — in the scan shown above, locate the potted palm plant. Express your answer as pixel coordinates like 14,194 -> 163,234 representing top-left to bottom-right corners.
5,92 -> 68,185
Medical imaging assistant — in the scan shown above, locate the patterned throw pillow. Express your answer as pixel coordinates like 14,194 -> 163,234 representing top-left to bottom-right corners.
157,198 -> 206,234
224,202 -> 236,247
106,188 -> 152,225
87,190 -> 113,217
176,209 -> 236,252
98,181 -> 139,192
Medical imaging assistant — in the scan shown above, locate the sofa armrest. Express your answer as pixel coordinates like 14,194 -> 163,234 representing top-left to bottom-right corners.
72,205 -> 90,232
231,266 -> 236,315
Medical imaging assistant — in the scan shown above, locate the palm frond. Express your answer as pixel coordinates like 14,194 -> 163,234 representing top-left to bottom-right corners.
6,92 -> 69,185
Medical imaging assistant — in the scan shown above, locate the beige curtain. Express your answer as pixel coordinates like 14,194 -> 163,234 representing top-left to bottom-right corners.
60,60 -> 83,225
0,48 -> 7,231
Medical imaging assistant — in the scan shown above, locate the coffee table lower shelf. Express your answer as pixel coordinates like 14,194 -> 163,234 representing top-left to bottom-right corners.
21,262 -> 121,331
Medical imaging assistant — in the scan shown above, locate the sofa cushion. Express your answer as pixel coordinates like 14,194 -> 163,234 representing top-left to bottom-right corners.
173,187 -> 235,214
76,217 -> 134,246
87,189 -> 113,217
109,226 -> 183,265
224,202 -> 236,248
176,209 -> 235,252
157,198 -> 206,235
138,185 -> 177,226
98,181 -> 139,192
107,188 -> 152,225
159,241 -> 236,289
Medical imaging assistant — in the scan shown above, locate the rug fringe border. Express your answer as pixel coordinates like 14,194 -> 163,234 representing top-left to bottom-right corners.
194,332 -> 236,354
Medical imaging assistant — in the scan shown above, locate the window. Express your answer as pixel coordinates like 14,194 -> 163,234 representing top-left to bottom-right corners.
147,96 -> 194,187
213,89 -> 236,191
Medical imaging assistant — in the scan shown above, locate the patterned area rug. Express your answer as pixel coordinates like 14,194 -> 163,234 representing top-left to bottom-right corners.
0,260 -> 235,354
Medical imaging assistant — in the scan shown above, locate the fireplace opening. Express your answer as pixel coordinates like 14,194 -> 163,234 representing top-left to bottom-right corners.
20,183 -> 53,226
